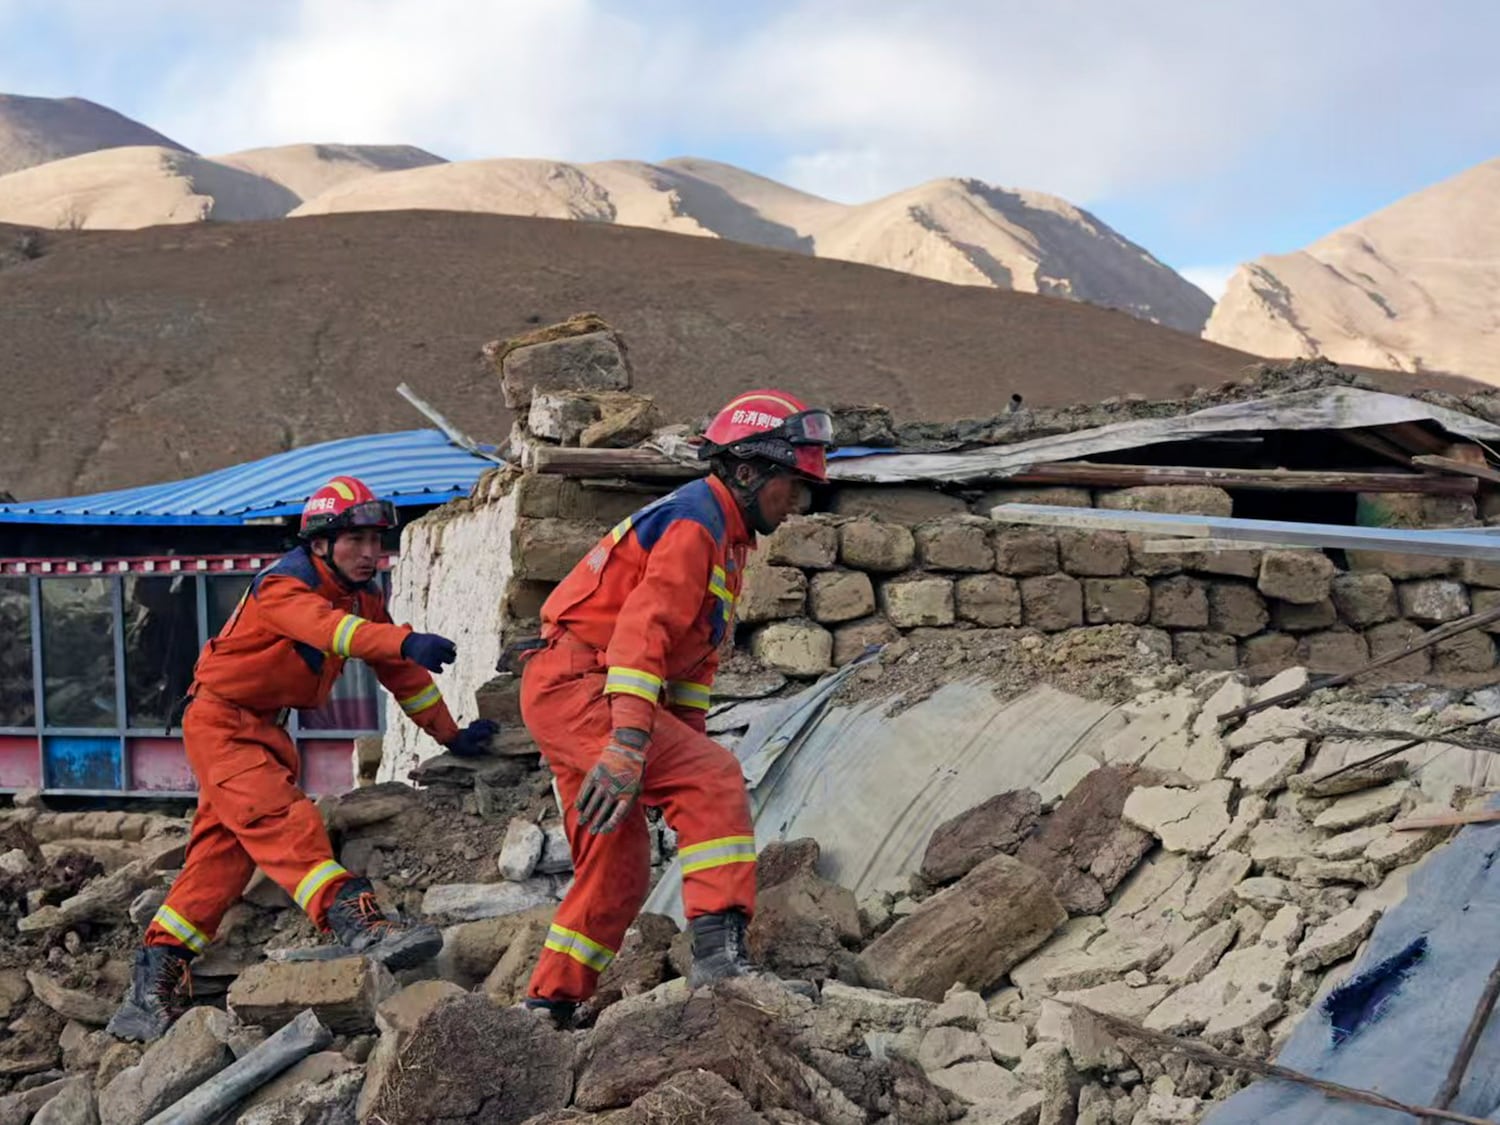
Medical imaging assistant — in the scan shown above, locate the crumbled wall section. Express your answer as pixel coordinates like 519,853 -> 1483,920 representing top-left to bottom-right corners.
379,471 -> 521,783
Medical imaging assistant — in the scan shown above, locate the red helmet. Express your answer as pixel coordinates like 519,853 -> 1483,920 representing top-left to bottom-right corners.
698,389 -> 835,483
299,476 -> 398,539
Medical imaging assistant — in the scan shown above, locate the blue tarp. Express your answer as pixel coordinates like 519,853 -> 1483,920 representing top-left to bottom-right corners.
1206,804 -> 1500,1123
0,429 -> 499,527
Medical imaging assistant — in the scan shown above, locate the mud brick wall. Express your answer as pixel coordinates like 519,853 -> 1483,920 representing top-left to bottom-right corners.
486,476 -> 1500,693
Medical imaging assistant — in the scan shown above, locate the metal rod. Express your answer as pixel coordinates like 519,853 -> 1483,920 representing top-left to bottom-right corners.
396,382 -> 506,464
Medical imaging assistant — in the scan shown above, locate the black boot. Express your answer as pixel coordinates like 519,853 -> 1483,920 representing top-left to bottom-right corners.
105,944 -> 196,1042
688,910 -> 818,998
687,908 -> 755,987
520,997 -> 578,1030
324,877 -> 442,971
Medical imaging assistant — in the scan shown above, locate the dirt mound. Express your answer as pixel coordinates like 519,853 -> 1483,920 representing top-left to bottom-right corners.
0,210 -> 1269,500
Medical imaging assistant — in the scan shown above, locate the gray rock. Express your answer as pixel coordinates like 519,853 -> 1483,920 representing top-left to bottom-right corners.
98,1007 -> 232,1125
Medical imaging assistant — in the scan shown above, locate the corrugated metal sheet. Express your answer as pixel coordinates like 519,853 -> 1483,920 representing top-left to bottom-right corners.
0,430 -> 498,527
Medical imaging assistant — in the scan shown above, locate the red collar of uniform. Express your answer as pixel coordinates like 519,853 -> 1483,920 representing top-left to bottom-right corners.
707,474 -> 754,549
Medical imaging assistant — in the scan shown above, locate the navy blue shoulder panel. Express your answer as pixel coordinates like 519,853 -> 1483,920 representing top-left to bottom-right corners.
252,546 -> 319,597
629,478 -> 726,552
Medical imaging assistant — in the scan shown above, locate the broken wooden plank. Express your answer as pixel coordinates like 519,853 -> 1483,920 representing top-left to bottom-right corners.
1414,455 -> 1500,486
1008,461 -> 1475,494
1392,808 -> 1500,832
1425,955 -> 1500,1124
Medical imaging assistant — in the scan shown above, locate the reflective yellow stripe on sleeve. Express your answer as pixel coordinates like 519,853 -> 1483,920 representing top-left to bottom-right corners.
331,614 -> 367,657
679,834 -> 757,875
610,518 -> 633,543
542,923 -> 616,973
667,680 -> 712,711
604,666 -> 663,704
151,905 -> 210,953
399,683 -> 443,715
708,565 -> 734,604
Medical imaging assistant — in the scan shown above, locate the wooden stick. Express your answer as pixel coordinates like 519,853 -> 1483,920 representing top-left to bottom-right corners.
1393,808 -> 1500,832
1220,604 -> 1500,726
1425,957 -> 1500,1122
1076,1007 -> 1497,1125
1008,462 -> 1475,494
1414,455 -> 1500,487
1304,710 -> 1500,791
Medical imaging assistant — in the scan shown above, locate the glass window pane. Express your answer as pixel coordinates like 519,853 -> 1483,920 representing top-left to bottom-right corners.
40,578 -> 117,729
299,659 -> 381,732
0,578 -> 34,727
124,576 -> 200,728
206,575 -> 253,638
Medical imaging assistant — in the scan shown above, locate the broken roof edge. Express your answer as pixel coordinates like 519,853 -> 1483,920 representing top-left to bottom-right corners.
827,387 -> 1500,485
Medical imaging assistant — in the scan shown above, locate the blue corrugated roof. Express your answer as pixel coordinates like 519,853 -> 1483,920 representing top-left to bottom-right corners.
0,429 -> 499,527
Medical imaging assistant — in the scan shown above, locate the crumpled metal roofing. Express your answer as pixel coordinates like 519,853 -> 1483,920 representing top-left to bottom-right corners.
0,429 -> 498,526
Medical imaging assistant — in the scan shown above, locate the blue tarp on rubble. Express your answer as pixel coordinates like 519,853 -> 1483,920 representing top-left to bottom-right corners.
1205,802 -> 1500,1124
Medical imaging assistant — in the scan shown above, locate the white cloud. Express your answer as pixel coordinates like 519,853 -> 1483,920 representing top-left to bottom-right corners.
147,0 -> 692,159
1179,264 -> 1240,302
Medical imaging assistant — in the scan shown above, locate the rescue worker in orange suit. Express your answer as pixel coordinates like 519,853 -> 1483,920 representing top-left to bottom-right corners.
108,476 -> 498,1042
518,390 -> 835,1027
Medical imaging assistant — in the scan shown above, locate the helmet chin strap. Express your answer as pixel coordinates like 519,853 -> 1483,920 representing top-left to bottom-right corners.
312,536 -> 371,591
724,459 -> 781,535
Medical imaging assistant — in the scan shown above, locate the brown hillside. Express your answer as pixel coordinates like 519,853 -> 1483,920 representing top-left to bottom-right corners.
0,210 -> 1446,501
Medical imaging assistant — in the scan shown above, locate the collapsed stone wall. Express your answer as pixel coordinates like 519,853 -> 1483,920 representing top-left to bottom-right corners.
490,477 -> 1500,695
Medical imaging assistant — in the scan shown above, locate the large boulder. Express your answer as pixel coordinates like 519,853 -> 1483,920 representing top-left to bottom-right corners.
1016,766 -> 1163,914
98,1007 -> 232,1125
920,790 -> 1041,886
859,854 -> 1067,1001
747,868 -> 862,984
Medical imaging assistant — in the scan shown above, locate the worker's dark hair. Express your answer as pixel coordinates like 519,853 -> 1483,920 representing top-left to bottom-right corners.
709,451 -> 783,491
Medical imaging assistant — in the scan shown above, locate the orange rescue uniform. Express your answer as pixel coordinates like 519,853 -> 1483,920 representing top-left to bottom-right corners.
523,474 -> 757,1002
145,547 -> 459,955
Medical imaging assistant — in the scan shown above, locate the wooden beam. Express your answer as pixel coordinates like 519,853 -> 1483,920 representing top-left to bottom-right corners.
1393,808 -> 1500,832
1007,462 -> 1475,494
1414,455 -> 1500,486
528,444 -> 702,479
1339,429 -> 1416,467
1378,421 -> 1452,456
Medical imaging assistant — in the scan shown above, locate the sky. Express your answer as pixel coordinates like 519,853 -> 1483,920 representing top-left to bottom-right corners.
2,0 -> 1498,299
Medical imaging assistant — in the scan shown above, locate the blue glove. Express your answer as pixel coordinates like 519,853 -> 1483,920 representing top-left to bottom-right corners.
447,719 -> 499,758
402,631 -> 457,673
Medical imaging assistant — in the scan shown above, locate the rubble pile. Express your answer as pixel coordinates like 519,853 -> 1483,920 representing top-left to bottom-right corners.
1,659 -> 1492,1123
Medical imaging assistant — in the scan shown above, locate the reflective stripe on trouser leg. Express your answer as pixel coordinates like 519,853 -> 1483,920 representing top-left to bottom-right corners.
678,835 -> 756,875
542,924 -> 616,974
294,860 -> 350,913
147,905 -> 211,954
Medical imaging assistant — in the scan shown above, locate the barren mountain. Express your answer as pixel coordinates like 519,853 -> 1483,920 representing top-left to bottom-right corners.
214,143 -> 448,201
292,156 -> 1212,333
0,210 -> 1258,500
1206,158 -> 1500,383
0,93 -> 189,176
0,146 -> 298,228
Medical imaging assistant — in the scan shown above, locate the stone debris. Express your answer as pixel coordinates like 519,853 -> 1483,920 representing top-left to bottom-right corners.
0,650 -> 1489,1124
